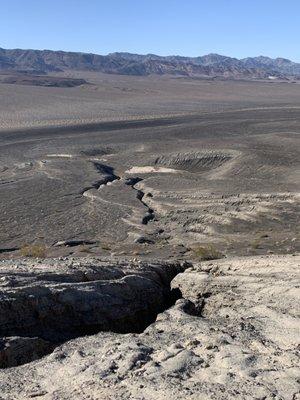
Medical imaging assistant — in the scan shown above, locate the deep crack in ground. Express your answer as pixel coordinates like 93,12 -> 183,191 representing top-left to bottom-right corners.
80,162 -> 120,196
0,260 -> 189,368
125,177 -> 155,225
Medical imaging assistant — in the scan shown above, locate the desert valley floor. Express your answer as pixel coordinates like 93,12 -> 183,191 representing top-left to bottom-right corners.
0,74 -> 299,399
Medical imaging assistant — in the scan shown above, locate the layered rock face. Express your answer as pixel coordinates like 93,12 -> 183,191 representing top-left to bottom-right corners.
0,258 -> 186,368
0,255 -> 299,400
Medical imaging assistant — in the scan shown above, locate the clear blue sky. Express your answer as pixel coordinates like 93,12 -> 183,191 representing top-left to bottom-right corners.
1,0 -> 300,61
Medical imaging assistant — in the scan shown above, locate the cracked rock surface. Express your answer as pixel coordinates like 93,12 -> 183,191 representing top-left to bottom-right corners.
0,258 -> 186,369
0,254 -> 299,399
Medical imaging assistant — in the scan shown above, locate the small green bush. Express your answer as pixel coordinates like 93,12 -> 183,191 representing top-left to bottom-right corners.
101,244 -> 111,251
78,244 -> 92,253
192,244 -> 223,261
20,244 -> 47,258
251,238 -> 261,249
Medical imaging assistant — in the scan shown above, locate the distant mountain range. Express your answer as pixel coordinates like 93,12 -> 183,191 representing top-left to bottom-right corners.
1,48 -> 300,80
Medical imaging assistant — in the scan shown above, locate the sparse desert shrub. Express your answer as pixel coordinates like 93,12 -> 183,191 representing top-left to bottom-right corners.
20,244 -> 47,258
78,244 -> 92,253
192,244 -> 223,261
101,244 -> 111,251
251,238 -> 261,250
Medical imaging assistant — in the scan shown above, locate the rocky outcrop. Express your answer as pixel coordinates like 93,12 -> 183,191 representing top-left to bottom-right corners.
0,258 -> 186,366
0,336 -> 52,368
0,254 -> 299,399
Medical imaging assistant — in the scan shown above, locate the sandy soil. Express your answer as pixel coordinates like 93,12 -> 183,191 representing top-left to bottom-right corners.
1,73 -> 300,131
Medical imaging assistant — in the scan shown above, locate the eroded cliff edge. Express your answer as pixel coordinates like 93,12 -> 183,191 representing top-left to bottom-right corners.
0,254 -> 299,400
